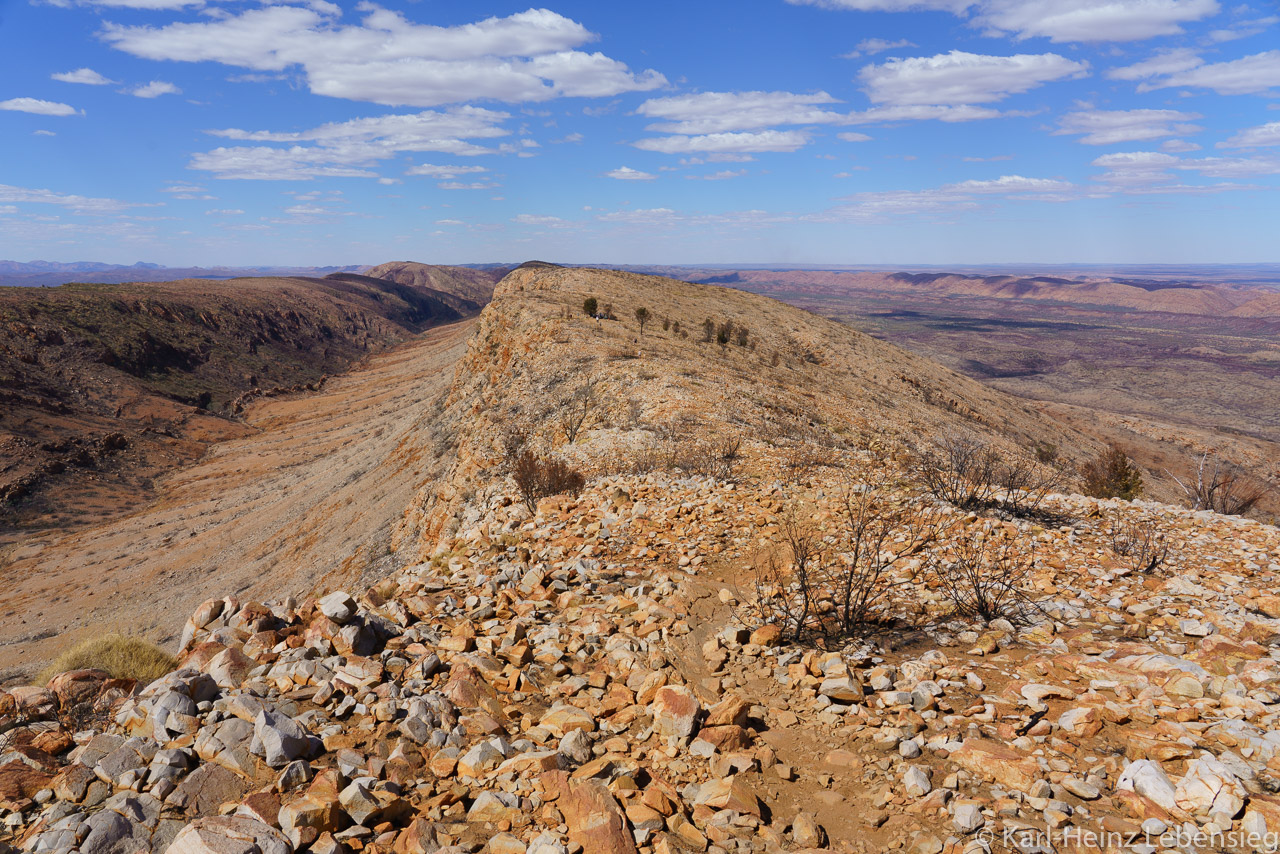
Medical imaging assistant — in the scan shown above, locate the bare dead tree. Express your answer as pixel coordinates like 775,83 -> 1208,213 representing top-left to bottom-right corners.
1167,452 -> 1269,517
1110,517 -> 1168,574
558,376 -> 598,443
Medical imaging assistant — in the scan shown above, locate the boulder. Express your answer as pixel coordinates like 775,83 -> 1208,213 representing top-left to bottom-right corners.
650,686 -> 700,738
165,815 -> 291,854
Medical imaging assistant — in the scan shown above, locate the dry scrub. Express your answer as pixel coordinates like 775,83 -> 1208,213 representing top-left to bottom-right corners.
39,634 -> 176,685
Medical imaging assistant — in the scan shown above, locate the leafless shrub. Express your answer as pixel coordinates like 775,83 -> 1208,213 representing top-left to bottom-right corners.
782,443 -> 841,477
929,529 -> 1039,623
557,376 -> 598,443
512,450 -> 585,513
1167,452 -> 1269,517
1110,517 -> 1168,574
825,487 -> 939,637
913,433 -> 1063,519
910,433 -> 1001,510
749,511 -> 824,643
687,436 -> 739,479
996,454 -> 1065,518
499,426 -> 530,471
629,434 -> 663,475
746,482 -> 939,644
718,433 -> 742,462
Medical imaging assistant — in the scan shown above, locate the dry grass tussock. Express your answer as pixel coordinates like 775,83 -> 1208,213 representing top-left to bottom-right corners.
39,633 -> 177,685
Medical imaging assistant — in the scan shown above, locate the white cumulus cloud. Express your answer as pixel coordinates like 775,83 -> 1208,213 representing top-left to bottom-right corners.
786,0 -> 1220,42
129,81 -> 181,98
1114,50 -> 1280,95
194,108 -> 513,180
51,68 -> 116,85
0,183 -> 143,213
859,51 -> 1089,106
101,6 -> 666,108
606,166 -> 656,180
1219,121 -> 1280,149
0,97 -> 80,116
633,130 -> 812,154
1055,109 -> 1202,145
636,91 -> 848,134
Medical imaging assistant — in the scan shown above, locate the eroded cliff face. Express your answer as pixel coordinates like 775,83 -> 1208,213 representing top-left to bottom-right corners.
0,273 -> 474,534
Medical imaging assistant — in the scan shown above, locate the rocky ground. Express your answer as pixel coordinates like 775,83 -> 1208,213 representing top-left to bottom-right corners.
3,267 -> 1279,854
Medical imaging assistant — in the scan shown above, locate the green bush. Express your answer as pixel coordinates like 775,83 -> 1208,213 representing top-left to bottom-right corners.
583,297 -> 598,317
1081,444 -> 1144,500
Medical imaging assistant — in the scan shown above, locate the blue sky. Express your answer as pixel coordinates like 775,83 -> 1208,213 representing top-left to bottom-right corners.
2,0 -> 1278,266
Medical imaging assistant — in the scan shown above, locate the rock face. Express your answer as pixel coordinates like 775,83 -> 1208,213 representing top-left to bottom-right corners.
6,266 -> 1280,854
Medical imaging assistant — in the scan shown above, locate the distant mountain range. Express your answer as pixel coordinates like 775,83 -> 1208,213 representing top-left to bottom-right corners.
0,260 -> 368,287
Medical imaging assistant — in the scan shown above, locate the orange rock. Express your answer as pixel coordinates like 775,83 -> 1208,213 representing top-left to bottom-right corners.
540,771 -> 638,854
948,739 -> 1041,793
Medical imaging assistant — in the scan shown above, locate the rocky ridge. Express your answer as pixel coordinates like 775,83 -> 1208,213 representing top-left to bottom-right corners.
4,267 -> 1280,854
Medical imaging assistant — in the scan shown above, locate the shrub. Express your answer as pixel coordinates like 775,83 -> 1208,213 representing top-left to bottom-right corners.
661,434 -> 739,480
910,433 -> 1001,510
702,318 -> 715,342
499,426 -> 529,470
913,433 -> 1063,519
583,297 -> 598,317
634,306 -> 650,336
1081,444 -> 1144,500
512,450 -> 585,513
40,634 -> 176,685
1110,517 -> 1168,574
748,484 -> 938,643
996,453 -> 1065,518
929,529 -> 1038,623
716,321 -> 733,346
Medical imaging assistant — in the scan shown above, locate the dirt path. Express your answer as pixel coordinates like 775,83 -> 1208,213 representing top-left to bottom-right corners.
0,319 -> 475,685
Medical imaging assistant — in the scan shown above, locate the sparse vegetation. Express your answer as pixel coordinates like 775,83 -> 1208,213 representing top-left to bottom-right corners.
1110,517 -> 1169,574
512,450 -> 585,513
1081,444 -> 1144,500
929,528 -> 1039,623
40,633 -> 177,686
557,376 -> 598,443
911,432 -> 1063,519
702,317 -> 715,343
749,481 -> 938,643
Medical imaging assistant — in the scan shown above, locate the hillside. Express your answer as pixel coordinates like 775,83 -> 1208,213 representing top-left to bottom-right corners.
0,271 -> 481,535
4,264 -> 1280,854
646,267 -> 1280,513
363,263 -> 508,307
